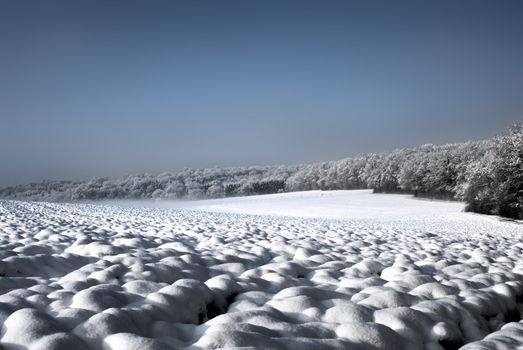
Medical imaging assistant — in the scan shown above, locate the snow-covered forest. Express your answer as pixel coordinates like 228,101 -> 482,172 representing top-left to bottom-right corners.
288,124 -> 522,219
0,166 -> 298,202
1,124 -> 521,219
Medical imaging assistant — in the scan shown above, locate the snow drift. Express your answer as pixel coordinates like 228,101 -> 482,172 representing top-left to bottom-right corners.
0,191 -> 521,349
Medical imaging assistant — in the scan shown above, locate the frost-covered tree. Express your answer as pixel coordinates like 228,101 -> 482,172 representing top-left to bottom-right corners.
463,124 -> 522,219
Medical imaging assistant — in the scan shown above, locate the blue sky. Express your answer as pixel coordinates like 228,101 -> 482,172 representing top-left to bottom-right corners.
1,0 -> 522,186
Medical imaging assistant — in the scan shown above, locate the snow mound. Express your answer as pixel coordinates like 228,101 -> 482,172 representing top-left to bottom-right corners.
0,191 -> 521,349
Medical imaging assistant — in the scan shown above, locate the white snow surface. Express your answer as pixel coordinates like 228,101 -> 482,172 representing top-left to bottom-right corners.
0,190 -> 522,350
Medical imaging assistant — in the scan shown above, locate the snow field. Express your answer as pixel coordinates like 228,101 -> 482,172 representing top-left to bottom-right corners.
0,192 -> 522,349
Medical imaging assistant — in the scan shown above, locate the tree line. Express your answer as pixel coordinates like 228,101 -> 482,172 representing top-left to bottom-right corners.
286,124 -> 521,219
0,166 -> 298,202
0,124 -> 520,219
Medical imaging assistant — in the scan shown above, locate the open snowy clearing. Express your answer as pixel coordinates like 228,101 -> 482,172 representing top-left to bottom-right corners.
104,190 -> 465,219
103,190 -> 519,237
0,191 -> 522,350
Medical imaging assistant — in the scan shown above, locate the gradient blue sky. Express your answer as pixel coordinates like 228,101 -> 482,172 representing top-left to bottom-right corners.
1,0 -> 522,186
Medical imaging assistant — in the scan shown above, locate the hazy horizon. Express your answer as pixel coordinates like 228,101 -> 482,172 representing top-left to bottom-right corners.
0,130 -> 511,188
1,0 -> 522,187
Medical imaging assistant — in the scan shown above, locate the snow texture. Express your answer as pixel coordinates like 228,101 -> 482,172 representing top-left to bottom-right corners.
0,190 -> 521,349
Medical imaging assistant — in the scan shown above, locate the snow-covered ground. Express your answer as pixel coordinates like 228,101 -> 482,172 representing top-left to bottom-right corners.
104,190 -> 519,238
0,190 -> 522,349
